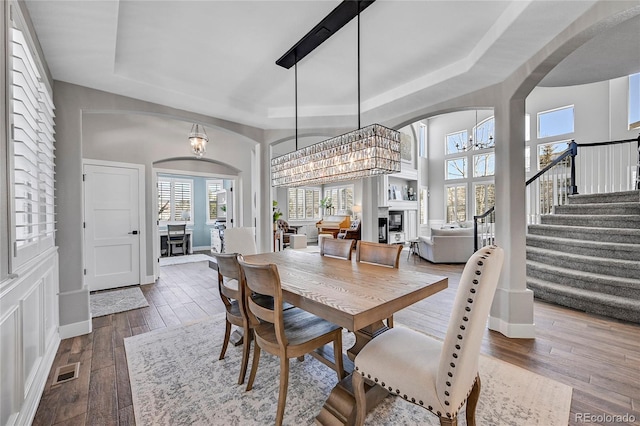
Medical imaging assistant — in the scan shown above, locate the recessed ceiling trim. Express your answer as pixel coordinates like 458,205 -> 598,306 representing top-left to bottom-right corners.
275,0 -> 375,69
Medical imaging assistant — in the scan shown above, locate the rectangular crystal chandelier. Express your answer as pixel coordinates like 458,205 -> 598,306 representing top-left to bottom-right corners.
271,124 -> 401,187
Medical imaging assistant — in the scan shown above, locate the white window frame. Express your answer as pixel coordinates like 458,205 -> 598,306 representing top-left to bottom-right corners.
445,157 -> 467,180
445,130 -> 468,155
205,179 -> 224,224
445,183 -> 467,223
473,181 -> 495,217
157,176 -> 194,226
323,185 -> 354,215
288,187 -> 321,220
537,105 -> 575,139
537,140 -> 572,171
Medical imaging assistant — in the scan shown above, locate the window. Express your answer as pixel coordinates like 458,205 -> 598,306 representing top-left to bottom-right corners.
538,105 -> 574,138
629,73 -> 640,129
10,25 -> 56,267
419,123 -> 427,158
525,146 -> 531,173
473,153 -> 495,177
474,183 -> 495,216
206,180 -> 223,222
446,185 -> 466,223
446,158 -> 467,180
324,186 -> 354,214
538,140 -> 571,170
288,188 -> 320,220
157,177 -> 193,224
472,117 -> 495,149
446,130 -> 468,154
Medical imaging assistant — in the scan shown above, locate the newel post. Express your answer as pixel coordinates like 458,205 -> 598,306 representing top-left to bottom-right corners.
569,140 -> 578,195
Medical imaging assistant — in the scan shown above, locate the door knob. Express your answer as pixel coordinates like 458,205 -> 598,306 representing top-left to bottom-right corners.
128,230 -> 139,235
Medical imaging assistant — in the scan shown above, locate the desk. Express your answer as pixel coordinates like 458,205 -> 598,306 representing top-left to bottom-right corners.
159,229 -> 193,255
244,250 -> 448,424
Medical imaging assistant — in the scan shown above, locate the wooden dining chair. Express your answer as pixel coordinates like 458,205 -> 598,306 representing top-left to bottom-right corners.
355,240 -> 403,327
352,246 -> 504,426
321,237 -> 355,260
238,259 -> 345,426
209,253 -> 254,385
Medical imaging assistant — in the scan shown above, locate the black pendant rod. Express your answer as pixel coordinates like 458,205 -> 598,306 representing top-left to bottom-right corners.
295,61 -> 298,151
276,1 -> 375,69
357,10 -> 361,130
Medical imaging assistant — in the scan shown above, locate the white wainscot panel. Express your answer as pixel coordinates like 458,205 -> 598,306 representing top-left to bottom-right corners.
1,307 -> 20,426
22,280 -> 44,398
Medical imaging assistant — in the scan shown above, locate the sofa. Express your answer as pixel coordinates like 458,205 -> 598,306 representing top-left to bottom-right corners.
418,226 -> 475,263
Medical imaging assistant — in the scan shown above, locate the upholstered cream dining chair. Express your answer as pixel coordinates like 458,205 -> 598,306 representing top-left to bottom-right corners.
352,245 -> 504,426
224,227 -> 257,255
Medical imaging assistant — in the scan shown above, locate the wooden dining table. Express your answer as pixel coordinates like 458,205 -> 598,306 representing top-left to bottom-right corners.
244,249 -> 448,425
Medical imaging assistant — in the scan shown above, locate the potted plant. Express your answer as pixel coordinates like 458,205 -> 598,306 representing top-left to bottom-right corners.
320,196 -> 333,216
273,200 -> 283,230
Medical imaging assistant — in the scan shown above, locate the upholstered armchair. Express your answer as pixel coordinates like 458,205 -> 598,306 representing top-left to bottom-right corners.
276,219 -> 297,247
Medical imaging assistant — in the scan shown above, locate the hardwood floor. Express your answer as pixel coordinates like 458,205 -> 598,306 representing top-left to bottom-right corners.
33,253 -> 640,426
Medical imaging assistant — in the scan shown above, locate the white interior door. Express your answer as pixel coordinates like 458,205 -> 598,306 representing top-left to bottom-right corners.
84,164 -> 140,291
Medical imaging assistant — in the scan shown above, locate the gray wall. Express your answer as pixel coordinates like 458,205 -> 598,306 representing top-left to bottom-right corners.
54,82 -> 261,327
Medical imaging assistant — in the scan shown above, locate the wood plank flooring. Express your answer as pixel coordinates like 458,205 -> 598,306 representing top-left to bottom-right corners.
33,253 -> 640,426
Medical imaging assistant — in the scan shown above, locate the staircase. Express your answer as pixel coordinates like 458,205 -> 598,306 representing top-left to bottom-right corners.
526,190 -> 640,323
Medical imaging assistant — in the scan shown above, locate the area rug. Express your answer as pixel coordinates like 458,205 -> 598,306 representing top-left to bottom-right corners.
159,253 -> 215,267
90,287 -> 149,318
125,315 -> 572,425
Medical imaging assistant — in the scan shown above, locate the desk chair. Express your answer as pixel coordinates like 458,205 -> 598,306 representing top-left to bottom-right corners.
167,224 -> 187,256
355,241 -> 403,327
353,246 -> 504,426
238,259 -> 345,426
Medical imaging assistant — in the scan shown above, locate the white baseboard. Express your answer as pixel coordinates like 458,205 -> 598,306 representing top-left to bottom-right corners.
488,316 -> 536,338
59,318 -> 92,339
15,332 -> 60,426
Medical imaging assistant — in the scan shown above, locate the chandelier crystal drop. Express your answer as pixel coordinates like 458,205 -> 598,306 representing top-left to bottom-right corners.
188,123 -> 208,159
271,124 -> 401,187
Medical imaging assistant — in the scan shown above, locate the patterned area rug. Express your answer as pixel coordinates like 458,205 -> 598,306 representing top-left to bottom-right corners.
159,253 -> 215,267
125,315 -> 572,425
90,287 -> 149,318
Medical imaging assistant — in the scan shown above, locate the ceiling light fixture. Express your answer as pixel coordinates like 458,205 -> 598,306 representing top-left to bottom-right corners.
188,123 -> 208,159
271,0 -> 400,187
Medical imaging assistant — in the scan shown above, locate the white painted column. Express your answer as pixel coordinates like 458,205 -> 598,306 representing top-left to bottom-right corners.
489,97 -> 536,338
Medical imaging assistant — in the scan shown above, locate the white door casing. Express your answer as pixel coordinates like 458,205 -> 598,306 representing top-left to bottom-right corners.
84,163 -> 141,291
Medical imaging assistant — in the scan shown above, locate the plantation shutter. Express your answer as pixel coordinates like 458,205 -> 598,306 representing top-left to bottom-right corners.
158,180 -> 171,221
173,181 -> 192,221
10,26 -> 56,266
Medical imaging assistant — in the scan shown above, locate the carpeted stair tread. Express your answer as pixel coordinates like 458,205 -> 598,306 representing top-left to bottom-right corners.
527,260 -> 640,298
540,214 -> 640,229
526,277 -> 640,323
568,190 -> 639,204
526,246 -> 640,279
554,202 -> 640,215
527,224 -> 640,244
526,234 -> 640,261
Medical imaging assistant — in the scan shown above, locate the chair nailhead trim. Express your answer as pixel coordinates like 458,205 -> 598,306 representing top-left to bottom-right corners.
465,307 -> 471,312
388,386 -> 393,391
457,334 -> 463,340
374,378 -> 378,382
477,261 -> 484,266
403,394 -> 408,399
460,325 -> 466,330
355,366 -> 359,371
475,270 -> 481,275
367,374 -> 371,378
381,382 -> 385,387
396,389 -> 401,394
470,288 -> 476,294
445,391 -> 449,396
453,353 -> 458,358
449,362 -> 455,368
437,411 -> 441,416
467,298 -> 474,303
411,398 -> 415,403
446,381 -> 451,386
472,279 -> 478,284
463,316 -> 468,321
448,372 -> 453,377
445,401 -> 450,406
